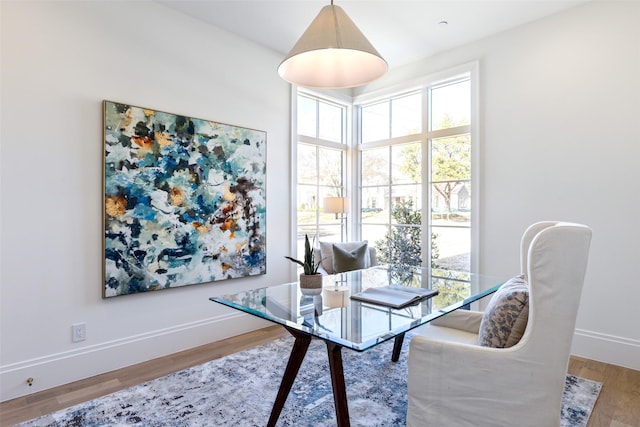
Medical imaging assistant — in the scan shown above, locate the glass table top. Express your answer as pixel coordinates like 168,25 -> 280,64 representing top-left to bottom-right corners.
211,266 -> 506,352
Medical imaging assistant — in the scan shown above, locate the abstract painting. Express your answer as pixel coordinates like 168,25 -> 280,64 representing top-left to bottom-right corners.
103,101 -> 266,298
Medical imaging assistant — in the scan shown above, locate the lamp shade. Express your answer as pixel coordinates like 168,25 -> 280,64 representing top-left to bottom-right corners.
323,286 -> 350,308
324,197 -> 349,214
278,4 -> 387,89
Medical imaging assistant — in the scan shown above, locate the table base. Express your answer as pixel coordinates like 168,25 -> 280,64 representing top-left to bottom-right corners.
267,326 -> 404,427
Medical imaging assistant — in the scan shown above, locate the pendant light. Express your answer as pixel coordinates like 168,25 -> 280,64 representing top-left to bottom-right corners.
278,1 -> 387,89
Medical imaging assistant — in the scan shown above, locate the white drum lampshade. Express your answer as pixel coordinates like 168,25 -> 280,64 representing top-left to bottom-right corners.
324,197 -> 349,216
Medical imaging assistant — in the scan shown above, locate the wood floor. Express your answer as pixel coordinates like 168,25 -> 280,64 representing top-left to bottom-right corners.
2,325 -> 639,426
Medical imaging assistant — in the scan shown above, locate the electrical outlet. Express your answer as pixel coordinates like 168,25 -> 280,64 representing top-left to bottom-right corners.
72,323 -> 86,342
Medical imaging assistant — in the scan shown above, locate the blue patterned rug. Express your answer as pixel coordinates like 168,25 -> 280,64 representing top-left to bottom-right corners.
17,335 -> 601,426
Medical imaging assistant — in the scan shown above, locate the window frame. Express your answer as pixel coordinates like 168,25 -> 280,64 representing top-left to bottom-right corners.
353,62 -> 479,273
290,89 -> 352,267
290,62 -> 479,278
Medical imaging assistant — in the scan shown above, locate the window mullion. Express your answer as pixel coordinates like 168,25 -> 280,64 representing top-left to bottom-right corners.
426,125 -> 471,140
315,145 -> 320,238
422,88 -> 431,270
298,134 -> 345,150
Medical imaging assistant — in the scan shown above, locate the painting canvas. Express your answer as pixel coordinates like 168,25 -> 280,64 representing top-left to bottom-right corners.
103,101 -> 266,298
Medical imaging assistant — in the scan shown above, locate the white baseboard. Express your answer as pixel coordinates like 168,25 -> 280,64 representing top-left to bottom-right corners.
572,328 -> 640,371
5,322 -> 636,403
0,312 -> 268,402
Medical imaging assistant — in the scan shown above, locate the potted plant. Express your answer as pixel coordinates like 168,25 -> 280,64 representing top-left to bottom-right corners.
285,234 -> 323,290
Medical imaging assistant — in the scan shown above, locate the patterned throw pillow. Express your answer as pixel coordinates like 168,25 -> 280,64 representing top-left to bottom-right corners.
332,243 -> 368,273
478,275 -> 529,348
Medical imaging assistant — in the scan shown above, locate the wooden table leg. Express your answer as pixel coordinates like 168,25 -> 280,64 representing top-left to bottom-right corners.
326,342 -> 351,427
267,327 -> 312,427
391,333 -> 405,362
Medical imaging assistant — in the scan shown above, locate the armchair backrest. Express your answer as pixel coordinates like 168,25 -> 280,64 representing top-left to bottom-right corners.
520,221 -> 559,281
518,221 -> 592,376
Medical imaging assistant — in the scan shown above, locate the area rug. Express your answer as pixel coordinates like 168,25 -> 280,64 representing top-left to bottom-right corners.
17,335 -> 601,427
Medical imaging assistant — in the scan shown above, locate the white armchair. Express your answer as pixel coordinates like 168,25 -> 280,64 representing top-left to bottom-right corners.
407,221 -> 592,427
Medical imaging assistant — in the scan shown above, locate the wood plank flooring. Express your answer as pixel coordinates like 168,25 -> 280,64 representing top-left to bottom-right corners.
568,356 -> 640,427
2,325 -> 638,426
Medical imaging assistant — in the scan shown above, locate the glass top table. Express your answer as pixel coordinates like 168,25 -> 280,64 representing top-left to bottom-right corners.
211,266 -> 506,427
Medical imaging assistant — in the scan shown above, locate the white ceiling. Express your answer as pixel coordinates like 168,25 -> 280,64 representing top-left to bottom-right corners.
156,0 -> 589,69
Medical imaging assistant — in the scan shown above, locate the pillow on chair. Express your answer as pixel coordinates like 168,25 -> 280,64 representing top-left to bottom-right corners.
319,241 -> 369,274
478,275 -> 529,348
332,242 -> 368,273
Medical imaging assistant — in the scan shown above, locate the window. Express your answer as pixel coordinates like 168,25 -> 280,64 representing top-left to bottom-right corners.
358,73 -> 474,272
295,93 -> 349,256
429,78 -> 472,272
292,66 -> 477,274
360,91 -> 424,268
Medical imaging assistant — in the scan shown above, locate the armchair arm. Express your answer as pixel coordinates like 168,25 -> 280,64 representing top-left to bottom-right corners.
428,309 -> 483,334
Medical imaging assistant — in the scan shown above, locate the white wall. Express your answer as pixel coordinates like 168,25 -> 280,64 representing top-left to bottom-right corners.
0,1 -> 291,401
358,0 -> 640,369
